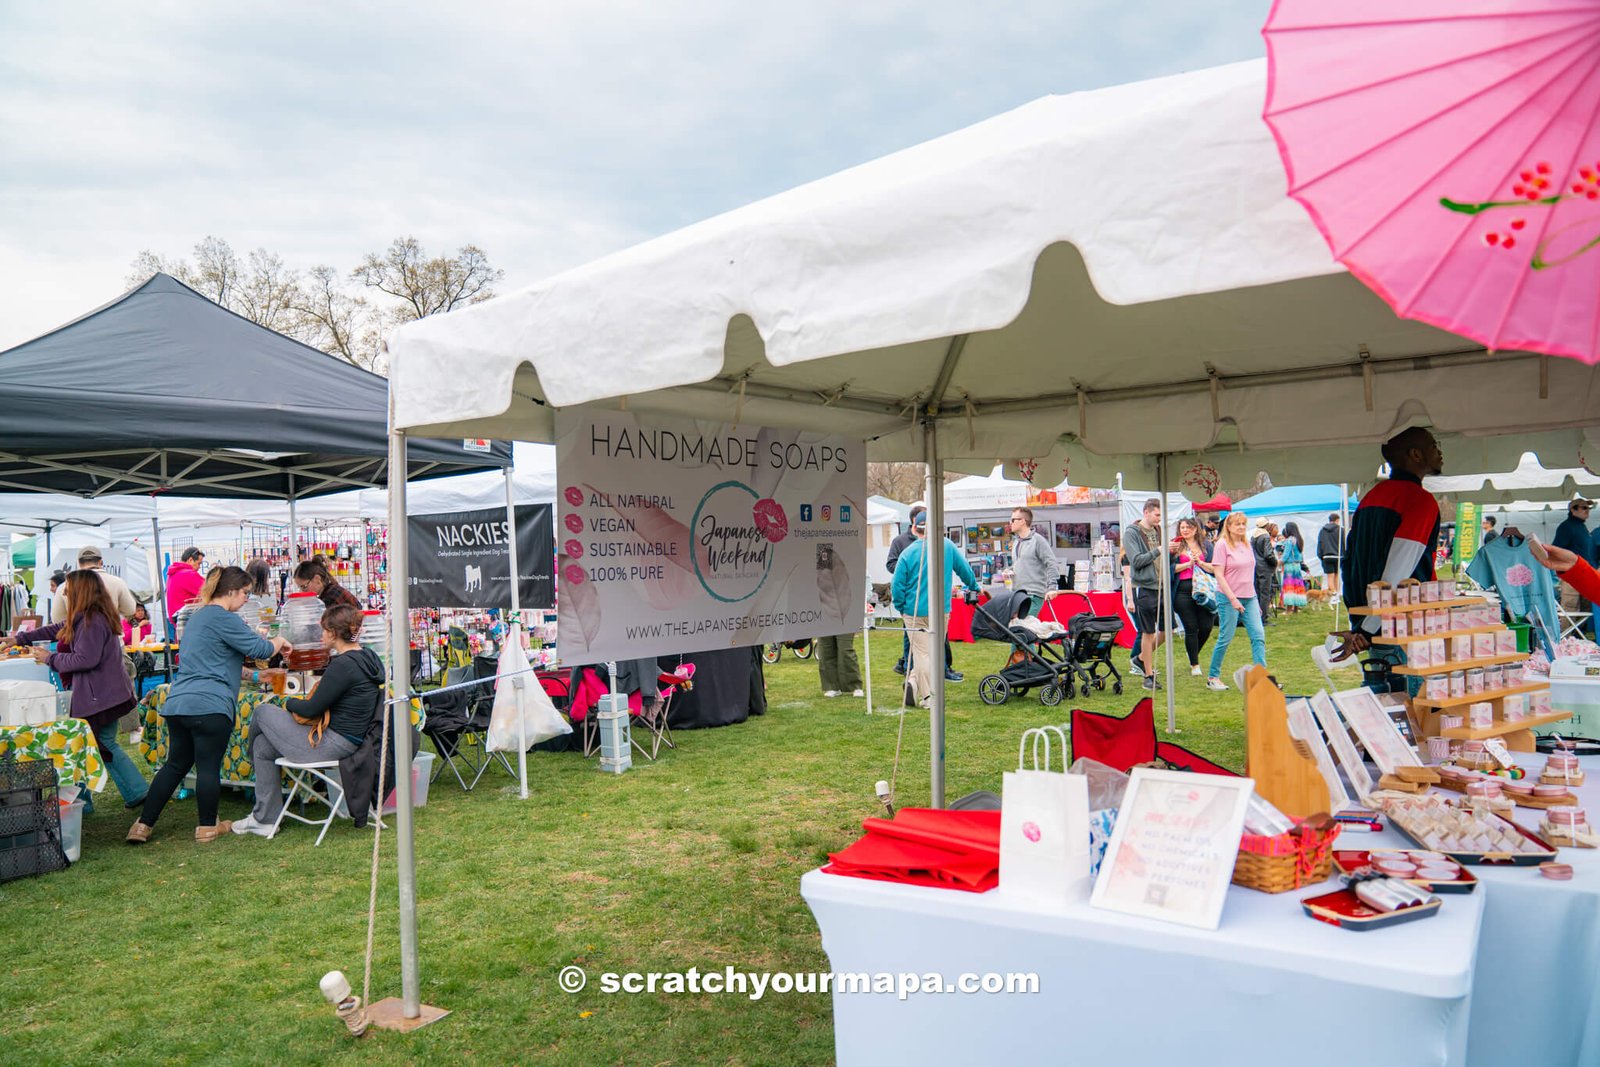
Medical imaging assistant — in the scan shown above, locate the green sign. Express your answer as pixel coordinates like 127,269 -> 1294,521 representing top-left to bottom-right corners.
1453,502 -> 1479,570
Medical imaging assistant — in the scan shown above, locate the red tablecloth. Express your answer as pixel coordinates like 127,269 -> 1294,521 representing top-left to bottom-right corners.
947,591 -> 1133,649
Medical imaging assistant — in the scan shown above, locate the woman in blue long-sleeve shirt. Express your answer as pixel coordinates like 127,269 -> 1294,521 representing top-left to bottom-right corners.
129,566 -> 288,844
891,519 -> 977,708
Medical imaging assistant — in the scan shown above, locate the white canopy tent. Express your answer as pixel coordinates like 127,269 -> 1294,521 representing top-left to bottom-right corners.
1426,452 -> 1600,508
379,58 -> 1600,1017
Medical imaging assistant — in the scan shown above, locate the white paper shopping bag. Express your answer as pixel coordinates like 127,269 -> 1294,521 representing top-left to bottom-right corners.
1000,726 -> 1090,907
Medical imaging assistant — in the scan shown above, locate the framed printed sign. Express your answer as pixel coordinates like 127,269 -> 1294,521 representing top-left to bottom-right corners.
1089,768 -> 1255,930
1309,691 -> 1374,800
1333,686 -> 1422,776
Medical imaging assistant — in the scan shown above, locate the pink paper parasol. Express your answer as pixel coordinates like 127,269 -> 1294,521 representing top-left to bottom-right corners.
1264,0 -> 1600,363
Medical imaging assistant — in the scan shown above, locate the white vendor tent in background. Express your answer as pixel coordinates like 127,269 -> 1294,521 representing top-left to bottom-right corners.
1230,484 -> 1360,579
0,448 -> 559,627
1426,452 -> 1600,508
864,496 -> 908,614
378,58 -> 1600,1017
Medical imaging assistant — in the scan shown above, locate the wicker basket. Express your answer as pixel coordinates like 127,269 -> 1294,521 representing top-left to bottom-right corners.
1232,822 -> 1341,894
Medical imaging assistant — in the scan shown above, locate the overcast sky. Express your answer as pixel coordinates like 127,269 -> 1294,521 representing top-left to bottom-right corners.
0,1 -> 1267,352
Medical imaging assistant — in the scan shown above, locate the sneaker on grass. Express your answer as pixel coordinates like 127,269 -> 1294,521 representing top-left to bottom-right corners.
1205,678 -> 1230,692
1141,675 -> 1162,691
822,690 -> 841,698
230,814 -> 276,838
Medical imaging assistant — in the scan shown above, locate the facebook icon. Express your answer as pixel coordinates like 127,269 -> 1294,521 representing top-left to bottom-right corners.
800,504 -> 813,522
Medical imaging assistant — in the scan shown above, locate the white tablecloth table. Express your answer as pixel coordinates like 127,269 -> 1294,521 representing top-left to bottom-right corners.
1347,751 -> 1600,1067
803,861 -> 1482,1067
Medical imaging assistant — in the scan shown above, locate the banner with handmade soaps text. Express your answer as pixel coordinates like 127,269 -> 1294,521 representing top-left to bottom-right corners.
555,409 -> 866,665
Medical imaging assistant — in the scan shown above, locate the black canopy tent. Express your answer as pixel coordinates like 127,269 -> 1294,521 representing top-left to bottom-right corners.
0,273 -> 510,499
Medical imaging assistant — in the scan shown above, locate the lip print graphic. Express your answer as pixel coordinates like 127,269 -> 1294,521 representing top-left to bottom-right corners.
564,513 -> 584,534
1022,821 -> 1041,843
752,498 -> 788,543
564,539 -> 583,559
564,486 -> 584,507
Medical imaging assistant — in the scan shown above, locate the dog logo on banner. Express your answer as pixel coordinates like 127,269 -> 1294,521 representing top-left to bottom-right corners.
464,564 -> 483,593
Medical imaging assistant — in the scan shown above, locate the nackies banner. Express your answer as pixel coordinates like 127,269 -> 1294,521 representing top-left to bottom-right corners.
406,504 -> 555,609
555,410 -> 866,665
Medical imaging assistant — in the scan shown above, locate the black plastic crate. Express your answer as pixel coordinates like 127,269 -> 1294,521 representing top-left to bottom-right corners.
0,755 -> 67,882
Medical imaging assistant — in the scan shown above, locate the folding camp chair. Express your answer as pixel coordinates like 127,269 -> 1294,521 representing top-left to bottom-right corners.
421,663 -> 515,791
1069,697 -> 1240,776
633,662 -> 695,761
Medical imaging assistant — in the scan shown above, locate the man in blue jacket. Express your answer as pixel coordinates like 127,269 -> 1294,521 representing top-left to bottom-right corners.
892,518 -> 977,708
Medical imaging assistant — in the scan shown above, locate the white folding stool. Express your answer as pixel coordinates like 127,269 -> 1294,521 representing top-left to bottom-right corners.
270,758 -> 346,846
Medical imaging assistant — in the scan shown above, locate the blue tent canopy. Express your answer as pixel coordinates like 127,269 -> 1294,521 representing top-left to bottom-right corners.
1232,484 -> 1359,516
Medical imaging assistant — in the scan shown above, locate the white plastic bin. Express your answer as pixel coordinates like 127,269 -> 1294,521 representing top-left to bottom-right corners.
381,751 -> 435,814
1546,655 -> 1600,741
59,799 -> 84,863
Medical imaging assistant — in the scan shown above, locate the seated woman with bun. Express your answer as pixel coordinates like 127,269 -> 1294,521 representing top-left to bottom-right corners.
231,604 -> 383,838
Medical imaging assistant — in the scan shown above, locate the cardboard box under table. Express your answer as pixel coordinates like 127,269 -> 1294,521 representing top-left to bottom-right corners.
802,863 -> 1480,1067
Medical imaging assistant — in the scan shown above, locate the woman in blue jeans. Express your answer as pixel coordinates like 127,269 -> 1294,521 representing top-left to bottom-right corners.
1206,512 -> 1267,690
2,571 -> 149,808
129,566 -> 287,844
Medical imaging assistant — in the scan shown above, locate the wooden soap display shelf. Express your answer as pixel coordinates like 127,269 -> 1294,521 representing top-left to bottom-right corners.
1348,596 -> 1497,617
1368,612 -> 1575,753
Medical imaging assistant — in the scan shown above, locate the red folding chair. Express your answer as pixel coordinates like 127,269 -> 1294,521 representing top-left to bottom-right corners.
1069,697 -> 1240,776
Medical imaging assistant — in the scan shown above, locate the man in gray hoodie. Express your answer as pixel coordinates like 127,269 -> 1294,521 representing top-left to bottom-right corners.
1009,507 -> 1057,617
1121,498 -> 1168,690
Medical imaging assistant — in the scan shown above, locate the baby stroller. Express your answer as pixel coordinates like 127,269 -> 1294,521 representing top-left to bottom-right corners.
1061,605 -> 1125,698
969,589 -> 1076,707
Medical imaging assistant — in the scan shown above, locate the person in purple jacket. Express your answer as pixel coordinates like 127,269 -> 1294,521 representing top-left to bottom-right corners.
2,571 -> 148,809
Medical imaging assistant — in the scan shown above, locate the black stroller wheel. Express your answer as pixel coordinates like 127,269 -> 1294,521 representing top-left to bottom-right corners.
1112,681 -> 1123,695
792,641 -> 814,660
1040,683 -> 1065,707
761,644 -> 781,664
978,674 -> 1010,705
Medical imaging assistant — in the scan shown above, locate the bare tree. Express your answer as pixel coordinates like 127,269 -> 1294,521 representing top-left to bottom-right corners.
292,265 -> 379,370
232,249 -> 303,334
127,235 -> 503,373
352,237 -> 503,324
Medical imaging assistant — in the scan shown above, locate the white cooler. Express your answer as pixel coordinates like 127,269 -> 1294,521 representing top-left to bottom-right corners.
1545,654 -> 1600,741
0,679 -> 60,728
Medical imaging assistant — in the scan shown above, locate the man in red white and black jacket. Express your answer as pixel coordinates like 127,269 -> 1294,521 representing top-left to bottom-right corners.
1334,427 -> 1444,660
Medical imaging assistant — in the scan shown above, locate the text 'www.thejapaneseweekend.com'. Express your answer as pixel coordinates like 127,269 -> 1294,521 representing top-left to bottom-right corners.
557,965 -> 1039,1001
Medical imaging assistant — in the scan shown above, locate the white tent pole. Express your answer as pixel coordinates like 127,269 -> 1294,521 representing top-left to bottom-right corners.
288,477 -> 298,569
1159,457 -> 1176,734
151,518 -> 167,640
924,420 -> 946,809
385,420 -> 421,1019
862,609 -> 874,716
1337,482 -> 1350,632
506,464 -> 528,800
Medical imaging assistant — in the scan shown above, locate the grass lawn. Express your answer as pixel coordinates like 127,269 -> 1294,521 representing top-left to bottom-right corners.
0,606 -> 1339,1065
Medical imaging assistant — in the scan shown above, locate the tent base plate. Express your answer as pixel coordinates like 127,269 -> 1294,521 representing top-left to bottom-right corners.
366,998 -> 450,1032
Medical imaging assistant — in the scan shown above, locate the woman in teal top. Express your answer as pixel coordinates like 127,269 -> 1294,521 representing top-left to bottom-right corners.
130,566 -> 288,844
891,521 -> 977,707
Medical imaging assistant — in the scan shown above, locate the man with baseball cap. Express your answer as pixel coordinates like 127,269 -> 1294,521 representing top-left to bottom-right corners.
164,547 -> 206,629
1554,497 -> 1598,634
885,505 -> 962,683
51,545 -> 137,624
